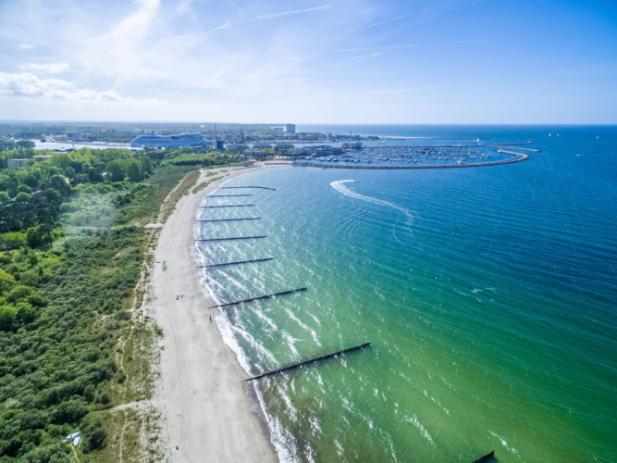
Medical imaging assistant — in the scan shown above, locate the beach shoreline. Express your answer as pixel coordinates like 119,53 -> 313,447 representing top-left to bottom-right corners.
148,164 -> 279,463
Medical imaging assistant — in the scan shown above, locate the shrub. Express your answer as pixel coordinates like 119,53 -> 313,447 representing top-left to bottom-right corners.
81,417 -> 107,452
0,305 -> 17,331
50,400 -> 88,424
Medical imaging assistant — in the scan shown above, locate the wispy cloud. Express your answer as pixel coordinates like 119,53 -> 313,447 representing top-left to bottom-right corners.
329,39 -> 480,53
251,4 -> 333,21
20,62 -> 70,74
18,43 -> 34,50
363,12 -> 416,30
210,3 -> 334,32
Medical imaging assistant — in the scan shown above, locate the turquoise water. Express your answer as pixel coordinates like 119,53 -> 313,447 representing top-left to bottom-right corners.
196,126 -> 617,462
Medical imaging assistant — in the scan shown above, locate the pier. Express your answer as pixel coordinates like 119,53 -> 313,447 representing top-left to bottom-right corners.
196,217 -> 261,223
244,342 -> 372,381
199,257 -> 273,269
472,451 -> 495,463
196,235 -> 267,243
209,287 -> 308,309
221,186 -> 277,191
201,204 -> 255,209
208,194 -> 252,198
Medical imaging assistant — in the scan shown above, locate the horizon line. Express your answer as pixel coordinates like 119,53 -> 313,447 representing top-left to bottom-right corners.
1,119 -> 616,127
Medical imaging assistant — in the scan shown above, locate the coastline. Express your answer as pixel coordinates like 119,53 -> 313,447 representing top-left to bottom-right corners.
148,164 -> 278,462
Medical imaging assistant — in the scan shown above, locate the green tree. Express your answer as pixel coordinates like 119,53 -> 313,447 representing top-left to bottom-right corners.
0,304 -> 17,330
16,301 -> 37,324
0,268 -> 15,293
26,224 -> 53,249
82,417 -> 107,452
49,175 -> 71,195
126,160 -> 143,182
107,160 -> 126,182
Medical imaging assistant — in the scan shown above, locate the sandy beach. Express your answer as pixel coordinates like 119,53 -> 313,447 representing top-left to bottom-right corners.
149,165 -> 278,462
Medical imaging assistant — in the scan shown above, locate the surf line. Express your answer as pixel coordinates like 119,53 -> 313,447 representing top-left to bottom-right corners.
330,179 -> 414,221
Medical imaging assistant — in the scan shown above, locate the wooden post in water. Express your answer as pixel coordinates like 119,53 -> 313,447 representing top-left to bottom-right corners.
221,186 -> 277,191
209,287 -> 307,308
201,204 -> 255,208
244,342 -> 372,381
472,450 -> 495,463
196,217 -> 261,223
195,235 -> 267,243
199,257 -> 274,269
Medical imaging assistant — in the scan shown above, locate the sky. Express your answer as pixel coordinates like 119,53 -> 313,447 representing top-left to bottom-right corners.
0,0 -> 616,124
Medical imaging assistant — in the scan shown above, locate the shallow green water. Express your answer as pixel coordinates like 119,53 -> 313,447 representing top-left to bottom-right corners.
197,126 -> 617,462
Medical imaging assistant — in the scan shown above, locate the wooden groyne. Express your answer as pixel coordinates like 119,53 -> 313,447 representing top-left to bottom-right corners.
472,450 -> 495,463
208,194 -> 253,198
209,287 -> 308,309
196,235 -> 267,243
199,257 -> 273,269
244,342 -> 372,381
197,217 -> 260,223
201,204 -> 255,209
221,186 -> 277,191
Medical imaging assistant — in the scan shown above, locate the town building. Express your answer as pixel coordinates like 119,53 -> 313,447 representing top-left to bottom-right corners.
130,133 -> 208,149
270,123 -> 296,135
225,143 -> 249,151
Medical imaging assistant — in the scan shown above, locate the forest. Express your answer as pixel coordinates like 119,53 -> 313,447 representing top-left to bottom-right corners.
0,147 -> 237,461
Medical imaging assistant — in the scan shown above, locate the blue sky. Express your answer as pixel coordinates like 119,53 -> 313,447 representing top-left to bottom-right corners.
0,0 -> 616,123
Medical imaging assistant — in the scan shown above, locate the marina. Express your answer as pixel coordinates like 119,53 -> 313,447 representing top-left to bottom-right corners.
294,143 -> 529,169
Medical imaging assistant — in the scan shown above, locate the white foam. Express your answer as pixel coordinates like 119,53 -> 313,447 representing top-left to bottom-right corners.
284,308 -> 321,346
330,179 -> 415,222
422,389 -> 450,415
490,431 -> 521,457
403,414 -> 435,445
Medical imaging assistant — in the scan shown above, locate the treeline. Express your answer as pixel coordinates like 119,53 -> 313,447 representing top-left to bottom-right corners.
0,150 -> 153,239
0,147 -> 231,461
0,139 -> 34,152
161,150 -> 240,166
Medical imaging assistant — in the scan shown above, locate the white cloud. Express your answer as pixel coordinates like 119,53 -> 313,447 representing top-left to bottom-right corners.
19,43 -> 34,50
0,71 -> 149,103
20,62 -> 70,74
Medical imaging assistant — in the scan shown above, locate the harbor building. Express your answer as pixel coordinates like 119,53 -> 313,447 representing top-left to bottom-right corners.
270,124 -> 296,135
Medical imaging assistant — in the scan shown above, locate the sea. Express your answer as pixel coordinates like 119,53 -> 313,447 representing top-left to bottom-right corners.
195,125 -> 617,463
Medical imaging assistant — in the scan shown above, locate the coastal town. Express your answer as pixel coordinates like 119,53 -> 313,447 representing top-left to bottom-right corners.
1,122 -> 532,170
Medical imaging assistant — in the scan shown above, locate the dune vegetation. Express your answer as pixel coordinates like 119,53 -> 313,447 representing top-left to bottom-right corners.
0,147 -> 236,461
